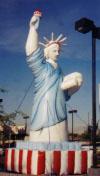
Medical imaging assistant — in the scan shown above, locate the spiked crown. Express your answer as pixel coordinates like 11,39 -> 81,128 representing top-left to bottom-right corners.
39,32 -> 67,50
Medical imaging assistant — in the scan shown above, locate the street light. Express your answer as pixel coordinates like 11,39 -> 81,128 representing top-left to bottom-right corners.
23,116 -> 29,135
68,110 -> 77,141
75,18 -> 100,168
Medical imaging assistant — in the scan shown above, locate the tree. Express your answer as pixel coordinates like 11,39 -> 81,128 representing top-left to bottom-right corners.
0,89 -> 29,147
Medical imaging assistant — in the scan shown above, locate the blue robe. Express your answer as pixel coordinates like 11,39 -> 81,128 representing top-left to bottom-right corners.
27,48 -> 70,131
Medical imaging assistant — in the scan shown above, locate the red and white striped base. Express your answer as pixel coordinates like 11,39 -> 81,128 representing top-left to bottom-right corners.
5,149 -> 93,175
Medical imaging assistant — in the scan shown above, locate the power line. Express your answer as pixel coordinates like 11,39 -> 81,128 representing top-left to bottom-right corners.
15,78 -> 34,115
66,103 -> 88,127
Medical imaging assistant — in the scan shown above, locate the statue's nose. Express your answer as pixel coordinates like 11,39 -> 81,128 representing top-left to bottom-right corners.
56,52 -> 59,57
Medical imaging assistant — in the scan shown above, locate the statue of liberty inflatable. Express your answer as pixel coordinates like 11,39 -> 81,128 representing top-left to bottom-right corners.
5,11 -> 93,176
25,10 -> 83,142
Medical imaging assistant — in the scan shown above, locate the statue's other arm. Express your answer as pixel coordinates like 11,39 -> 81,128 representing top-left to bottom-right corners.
61,72 -> 83,97
25,15 -> 39,56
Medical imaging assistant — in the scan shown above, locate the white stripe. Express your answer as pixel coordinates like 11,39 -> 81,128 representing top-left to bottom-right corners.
74,151 -> 81,174
60,151 -> 68,175
87,150 -> 93,172
14,149 -> 19,172
45,151 -> 53,174
7,149 -> 12,171
31,151 -> 38,175
22,150 -> 28,174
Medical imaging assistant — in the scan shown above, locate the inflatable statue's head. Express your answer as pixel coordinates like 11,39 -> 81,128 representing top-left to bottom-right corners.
39,33 -> 67,61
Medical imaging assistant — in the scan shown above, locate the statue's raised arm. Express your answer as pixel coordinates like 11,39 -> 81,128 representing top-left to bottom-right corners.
25,10 -> 42,56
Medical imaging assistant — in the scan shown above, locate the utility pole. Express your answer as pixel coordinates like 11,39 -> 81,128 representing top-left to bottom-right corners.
68,110 -> 77,141
23,116 -> 29,135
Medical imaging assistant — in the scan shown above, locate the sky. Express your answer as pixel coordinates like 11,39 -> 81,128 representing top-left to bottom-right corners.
0,0 -> 100,133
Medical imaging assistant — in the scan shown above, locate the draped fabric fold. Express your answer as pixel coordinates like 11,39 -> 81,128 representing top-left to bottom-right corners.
27,48 -> 70,131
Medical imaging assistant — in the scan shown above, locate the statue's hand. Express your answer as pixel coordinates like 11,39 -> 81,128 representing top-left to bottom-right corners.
61,72 -> 83,96
30,15 -> 38,28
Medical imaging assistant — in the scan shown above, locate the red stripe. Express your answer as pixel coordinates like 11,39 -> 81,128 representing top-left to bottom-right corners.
11,149 -> 15,171
68,151 -> 75,174
27,150 -> 32,174
53,151 -> 61,174
81,151 -> 87,173
37,151 -> 45,175
19,150 -> 23,173
5,149 -> 8,170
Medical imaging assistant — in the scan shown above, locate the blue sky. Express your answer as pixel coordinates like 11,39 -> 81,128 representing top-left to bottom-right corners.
0,0 -> 100,132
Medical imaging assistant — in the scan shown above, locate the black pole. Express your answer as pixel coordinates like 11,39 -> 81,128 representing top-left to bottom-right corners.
72,112 -> 73,141
92,27 -> 97,168
25,119 -> 27,134
69,110 -> 77,141
23,116 -> 29,135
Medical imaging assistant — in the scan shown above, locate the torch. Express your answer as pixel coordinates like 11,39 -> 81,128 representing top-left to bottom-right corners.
33,9 -> 42,30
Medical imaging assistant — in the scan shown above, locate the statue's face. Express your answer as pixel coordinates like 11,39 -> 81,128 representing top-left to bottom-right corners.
48,44 -> 60,62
